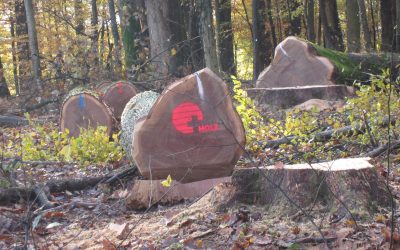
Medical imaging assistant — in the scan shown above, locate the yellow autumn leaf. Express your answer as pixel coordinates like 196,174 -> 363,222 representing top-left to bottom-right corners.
161,175 -> 173,187
171,48 -> 177,56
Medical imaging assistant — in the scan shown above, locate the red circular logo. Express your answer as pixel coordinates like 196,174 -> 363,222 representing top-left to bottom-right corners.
172,102 -> 204,134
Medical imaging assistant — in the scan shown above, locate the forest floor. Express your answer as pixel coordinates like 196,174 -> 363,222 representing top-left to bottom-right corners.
1,99 -> 400,249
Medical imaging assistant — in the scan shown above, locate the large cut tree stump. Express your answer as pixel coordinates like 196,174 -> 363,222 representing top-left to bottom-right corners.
60,88 -> 114,137
229,158 -> 390,217
121,68 -> 245,183
256,36 -> 394,88
98,81 -> 138,119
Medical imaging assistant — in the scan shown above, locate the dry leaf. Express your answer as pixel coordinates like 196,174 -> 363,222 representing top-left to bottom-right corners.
291,226 -> 301,235
101,239 -> 117,250
274,161 -> 284,169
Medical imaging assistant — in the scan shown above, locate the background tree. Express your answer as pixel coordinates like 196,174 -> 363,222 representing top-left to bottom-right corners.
357,0 -> 373,51
380,0 -> 395,51
319,0 -> 344,51
305,0 -> 316,42
346,0 -> 361,52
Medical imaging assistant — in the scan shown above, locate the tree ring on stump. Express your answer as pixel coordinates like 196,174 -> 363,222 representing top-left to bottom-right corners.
60,91 -> 114,137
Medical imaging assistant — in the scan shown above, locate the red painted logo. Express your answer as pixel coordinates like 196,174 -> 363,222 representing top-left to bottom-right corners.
172,102 -> 219,134
116,82 -> 124,94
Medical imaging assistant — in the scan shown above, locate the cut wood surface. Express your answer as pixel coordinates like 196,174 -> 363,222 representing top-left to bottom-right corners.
98,80 -> 138,119
231,158 -> 390,216
256,36 -> 396,88
129,68 -> 245,183
60,88 -> 114,137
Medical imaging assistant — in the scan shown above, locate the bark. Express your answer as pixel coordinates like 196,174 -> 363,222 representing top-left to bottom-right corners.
15,0 -> 30,92
346,0 -> 361,52
380,0 -> 395,51
216,0 -> 236,75
253,0 -> 273,79
90,0 -> 99,65
145,0 -> 187,76
120,0 -> 142,69
199,0 -> 219,73
185,0 -> 205,71
396,0 -> 400,51
319,0 -> 344,51
10,19 -> 19,95
108,0 -> 121,67
357,0 -> 373,51
286,0 -> 301,36
24,0 -> 41,87
368,0 -> 377,49
231,158 -> 391,217
0,56 -> 10,97
266,0 -> 277,48
74,0 -> 85,35
305,0 -> 316,42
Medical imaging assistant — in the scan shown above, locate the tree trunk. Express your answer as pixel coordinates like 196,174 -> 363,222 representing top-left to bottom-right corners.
199,0 -> 219,74
24,0 -> 41,87
120,0 -> 142,70
368,0 -> 377,49
305,0 -> 316,42
266,0 -> 278,48
145,0 -> 187,76
10,18 -> 19,95
256,36 -> 399,88
216,0 -> 236,75
185,0 -> 205,71
346,0 -> 361,52
0,56 -> 10,97
108,0 -> 121,68
380,0 -> 395,51
286,0 -> 301,36
15,0 -> 30,92
357,0 -> 373,51
396,0 -> 400,51
74,0 -> 85,35
90,0 -> 99,66
231,158 -> 391,217
253,0 -> 273,79
319,0 -> 344,51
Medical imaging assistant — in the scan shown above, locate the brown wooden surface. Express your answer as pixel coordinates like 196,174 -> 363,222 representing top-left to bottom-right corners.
99,81 -> 138,119
256,36 -> 335,88
131,68 -> 245,183
60,93 -> 113,137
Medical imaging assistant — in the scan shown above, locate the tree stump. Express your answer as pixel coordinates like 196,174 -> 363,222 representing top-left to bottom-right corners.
256,36 -> 394,88
98,81 -> 138,119
120,91 -> 160,161
231,158 -> 390,217
127,68 -> 245,183
60,88 -> 114,137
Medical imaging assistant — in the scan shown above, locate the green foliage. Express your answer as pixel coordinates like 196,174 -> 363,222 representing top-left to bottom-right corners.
347,69 -> 400,146
1,117 -> 122,167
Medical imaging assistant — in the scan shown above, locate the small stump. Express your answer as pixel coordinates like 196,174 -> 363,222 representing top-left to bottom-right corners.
60,88 -> 114,137
98,81 -> 138,119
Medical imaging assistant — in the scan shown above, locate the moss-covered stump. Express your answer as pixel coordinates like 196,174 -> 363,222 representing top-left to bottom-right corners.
256,36 -> 391,88
131,68 -> 245,183
120,91 -> 160,161
231,158 -> 390,217
98,80 -> 138,119
60,88 -> 114,137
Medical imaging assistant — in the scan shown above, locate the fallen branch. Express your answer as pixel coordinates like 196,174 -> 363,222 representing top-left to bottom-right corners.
365,140 -> 400,157
0,115 -> 46,127
264,118 -> 392,149
292,236 -> 337,244
24,98 -> 59,112
0,165 -> 137,206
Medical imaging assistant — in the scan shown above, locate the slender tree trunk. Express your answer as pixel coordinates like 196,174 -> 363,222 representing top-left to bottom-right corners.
286,0 -> 301,36
346,0 -> 361,52
108,0 -> 121,67
216,0 -> 236,75
10,19 -> 19,95
90,0 -> 99,66
381,0 -> 394,51
266,0 -> 277,48
274,0 -> 283,41
305,0 -> 316,42
74,0 -> 85,35
186,0 -> 205,71
317,6 -> 322,45
199,0 -> 219,73
369,0 -> 377,49
15,0 -> 30,92
253,0 -> 272,80
24,0 -> 41,87
319,0 -> 344,51
0,56 -> 10,97
357,0 -> 373,51
396,0 -> 400,51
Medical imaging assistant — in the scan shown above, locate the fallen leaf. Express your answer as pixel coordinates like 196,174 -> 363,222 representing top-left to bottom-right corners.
101,239 -> 117,250
108,223 -> 128,239
274,161 -> 284,169
291,226 -> 301,235
46,222 -> 62,229
44,211 -> 65,218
